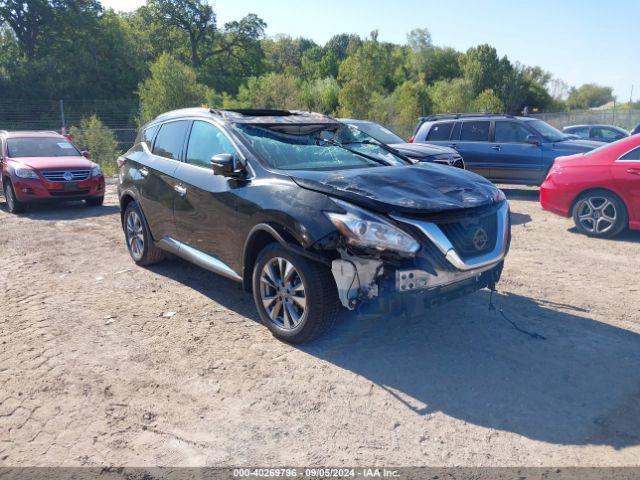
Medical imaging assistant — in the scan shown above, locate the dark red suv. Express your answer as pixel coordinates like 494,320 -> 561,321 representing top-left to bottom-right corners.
1,130 -> 105,213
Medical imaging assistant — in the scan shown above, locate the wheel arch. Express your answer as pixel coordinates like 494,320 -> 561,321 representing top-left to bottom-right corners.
241,223 -> 332,292
242,224 -> 299,292
570,186 -> 630,222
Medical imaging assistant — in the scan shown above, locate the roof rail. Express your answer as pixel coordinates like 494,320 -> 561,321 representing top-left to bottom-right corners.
419,113 -> 514,122
211,108 -> 295,117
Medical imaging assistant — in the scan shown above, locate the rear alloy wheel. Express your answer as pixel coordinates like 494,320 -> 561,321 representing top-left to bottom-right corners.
3,180 -> 26,214
252,243 -> 338,343
123,202 -> 165,265
573,191 -> 627,238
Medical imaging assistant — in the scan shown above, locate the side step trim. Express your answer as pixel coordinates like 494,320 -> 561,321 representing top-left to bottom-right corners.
157,237 -> 243,282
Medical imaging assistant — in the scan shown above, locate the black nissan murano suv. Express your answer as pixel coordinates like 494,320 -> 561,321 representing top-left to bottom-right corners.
118,108 -> 511,343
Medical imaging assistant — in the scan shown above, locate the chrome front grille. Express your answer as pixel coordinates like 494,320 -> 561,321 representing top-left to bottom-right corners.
41,170 -> 91,182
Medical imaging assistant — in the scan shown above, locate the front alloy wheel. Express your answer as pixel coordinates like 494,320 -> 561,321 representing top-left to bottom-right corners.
259,257 -> 307,330
573,191 -> 627,238
3,180 -> 25,214
252,243 -> 338,343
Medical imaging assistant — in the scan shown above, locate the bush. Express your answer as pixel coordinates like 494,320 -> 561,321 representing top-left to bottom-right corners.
68,115 -> 120,176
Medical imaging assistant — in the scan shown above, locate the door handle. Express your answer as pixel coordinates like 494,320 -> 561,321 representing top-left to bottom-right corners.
139,167 -> 149,177
627,168 -> 640,175
448,144 -> 458,149
174,184 -> 187,196
491,145 -> 502,151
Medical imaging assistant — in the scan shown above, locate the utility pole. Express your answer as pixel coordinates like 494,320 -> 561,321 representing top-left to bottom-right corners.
59,99 -> 66,135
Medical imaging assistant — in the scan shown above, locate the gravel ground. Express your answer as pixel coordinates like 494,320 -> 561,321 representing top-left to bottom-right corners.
0,183 -> 639,467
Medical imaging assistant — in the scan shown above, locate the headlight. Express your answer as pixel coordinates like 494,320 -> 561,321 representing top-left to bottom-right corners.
14,168 -> 39,179
91,165 -> 103,177
325,200 -> 420,255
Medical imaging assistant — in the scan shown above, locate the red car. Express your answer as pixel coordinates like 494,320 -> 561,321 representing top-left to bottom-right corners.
540,134 -> 640,238
1,130 -> 105,213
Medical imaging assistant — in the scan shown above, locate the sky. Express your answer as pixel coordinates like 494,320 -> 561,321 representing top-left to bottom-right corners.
99,0 -> 639,100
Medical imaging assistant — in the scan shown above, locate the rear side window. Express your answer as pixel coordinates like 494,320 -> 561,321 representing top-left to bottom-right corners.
426,122 -> 453,141
619,147 -> 640,161
460,121 -> 490,142
152,121 -> 190,160
186,121 -> 236,168
568,126 -> 589,138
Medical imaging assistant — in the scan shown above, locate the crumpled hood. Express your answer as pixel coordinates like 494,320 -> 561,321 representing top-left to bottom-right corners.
388,142 -> 458,158
288,163 -> 500,214
551,139 -> 604,153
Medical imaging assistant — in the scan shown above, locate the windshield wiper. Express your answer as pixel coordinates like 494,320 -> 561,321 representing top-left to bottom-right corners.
340,140 -> 414,164
317,138 -> 390,166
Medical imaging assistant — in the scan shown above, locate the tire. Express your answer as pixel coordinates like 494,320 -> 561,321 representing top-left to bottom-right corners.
572,190 -> 627,238
252,243 -> 339,343
86,196 -> 104,207
3,179 -> 26,214
123,201 -> 165,266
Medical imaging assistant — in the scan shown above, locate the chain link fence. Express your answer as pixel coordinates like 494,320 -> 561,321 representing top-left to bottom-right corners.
530,108 -> 640,131
0,99 -> 140,151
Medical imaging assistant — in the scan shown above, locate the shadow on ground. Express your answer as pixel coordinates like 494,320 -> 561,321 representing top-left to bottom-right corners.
0,195 -> 118,219
510,211 -> 532,225
151,257 -> 640,450
501,187 -> 539,202
567,226 -> 640,244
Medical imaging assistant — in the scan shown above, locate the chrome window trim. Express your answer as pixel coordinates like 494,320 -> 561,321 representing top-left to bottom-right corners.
391,202 -> 509,272
616,146 -> 640,162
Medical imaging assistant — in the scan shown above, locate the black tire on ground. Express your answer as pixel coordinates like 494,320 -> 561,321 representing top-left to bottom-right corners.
572,189 -> 628,239
86,196 -> 104,207
3,179 -> 26,214
252,242 -> 339,344
123,201 -> 165,266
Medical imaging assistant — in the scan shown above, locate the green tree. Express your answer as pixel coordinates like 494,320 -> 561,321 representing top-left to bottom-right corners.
68,115 -> 120,175
473,89 -> 504,112
566,83 -> 614,109
147,0 -> 214,68
337,32 -> 396,118
301,77 -> 340,114
235,73 -> 304,109
428,78 -> 475,113
138,53 -> 209,122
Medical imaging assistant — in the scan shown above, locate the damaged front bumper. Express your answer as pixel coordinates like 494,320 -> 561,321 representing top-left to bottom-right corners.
330,202 -> 510,311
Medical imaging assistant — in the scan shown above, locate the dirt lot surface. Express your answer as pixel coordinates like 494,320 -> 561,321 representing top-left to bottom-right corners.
1,183 -> 639,467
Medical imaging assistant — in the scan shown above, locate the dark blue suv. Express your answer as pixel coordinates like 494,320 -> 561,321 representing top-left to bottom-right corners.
412,114 -> 604,186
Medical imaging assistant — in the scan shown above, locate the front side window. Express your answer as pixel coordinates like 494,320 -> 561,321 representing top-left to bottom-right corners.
152,121 -> 190,160
7,137 -> 80,157
460,121 -> 490,142
526,119 -> 567,142
347,122 -> 405,144
235,123 -> 407,171
592,127 -> 624,142
619,147 -> 640,161
426,122 -> 453,141
186,121 -> 236,168
494,121 -> 531,143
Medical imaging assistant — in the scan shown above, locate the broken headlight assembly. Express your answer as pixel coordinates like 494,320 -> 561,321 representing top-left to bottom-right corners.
325,200 -> 420,256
